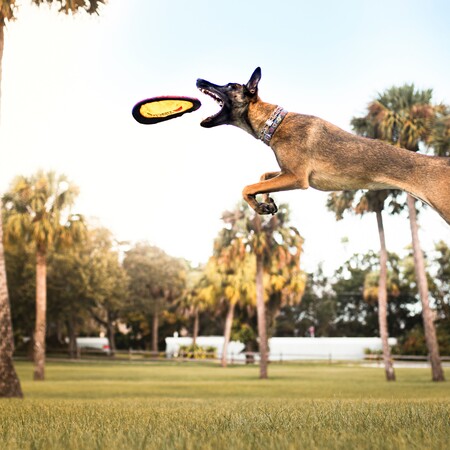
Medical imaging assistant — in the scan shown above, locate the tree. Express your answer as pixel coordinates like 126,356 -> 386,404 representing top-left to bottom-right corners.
0,0 -> 21,399
46,245 -> 90,358
365,85 -> 446,381
327,143 -> 397,379
0,0 -> 105,395
177,264 -> 215,349
264,205 -> 306,334
330,251 -> 420,338
123,243 -> 186,353
430,241 -> 450,327
220,202 -> 305,378
3,171 -> 85,380
84,227 -> 128,356
275,265 -> 336,338
210,209 -> 256,367
276,251 -> 422,341
397,243 -> 450,356
429,105 -> 450,156
250,205 -> 305,379
0,211 -> 23,397
3,234 -> 35,352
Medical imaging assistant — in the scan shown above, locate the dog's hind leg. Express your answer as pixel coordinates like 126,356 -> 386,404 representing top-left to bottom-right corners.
242,171 -> 301,215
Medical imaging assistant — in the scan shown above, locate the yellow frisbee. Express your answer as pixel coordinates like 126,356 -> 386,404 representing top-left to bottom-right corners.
132,96 -> 201,124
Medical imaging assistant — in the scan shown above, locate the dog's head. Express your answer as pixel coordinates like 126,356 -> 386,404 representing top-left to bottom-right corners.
196,67 -> 261,128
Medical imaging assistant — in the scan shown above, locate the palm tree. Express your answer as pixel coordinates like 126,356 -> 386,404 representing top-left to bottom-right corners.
250,205 -> 306,379
0,0 -> 22,400
0,211 -> 23,397
251,213 -> 270,379
366,85 -> 445,381
264,206 -> 306,333
0,0 -> 105,396
179,265 -> 214,350
327,112 -> 397,381
210,211 -> 255,367
218,202 -> 305,378
428,105 -> 450,156
3,171 -> 85,380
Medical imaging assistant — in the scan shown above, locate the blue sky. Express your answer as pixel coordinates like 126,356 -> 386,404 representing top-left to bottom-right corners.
1,0 -> 449,273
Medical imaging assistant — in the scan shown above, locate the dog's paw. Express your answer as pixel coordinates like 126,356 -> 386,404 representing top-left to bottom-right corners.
257,198 -> 278,215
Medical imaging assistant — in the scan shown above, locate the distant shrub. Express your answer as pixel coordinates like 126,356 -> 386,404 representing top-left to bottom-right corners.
364,348 -> 383,356
178,344 -> 216,359
392,324 -> 450,356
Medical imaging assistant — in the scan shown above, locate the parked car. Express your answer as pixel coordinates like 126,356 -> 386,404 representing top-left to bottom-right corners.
76,337 -> 110,354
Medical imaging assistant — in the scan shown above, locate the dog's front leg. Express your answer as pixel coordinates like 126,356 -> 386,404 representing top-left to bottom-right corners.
259,171 -> 281,202
242,171 -> 300,215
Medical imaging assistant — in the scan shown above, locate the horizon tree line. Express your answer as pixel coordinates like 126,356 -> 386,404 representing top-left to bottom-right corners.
1,167 -> 449,395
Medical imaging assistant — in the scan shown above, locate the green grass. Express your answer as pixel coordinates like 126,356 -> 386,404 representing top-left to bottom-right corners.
1,361 -> 449,449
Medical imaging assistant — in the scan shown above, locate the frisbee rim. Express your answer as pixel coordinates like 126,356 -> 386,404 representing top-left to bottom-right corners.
132,96 -> 202,124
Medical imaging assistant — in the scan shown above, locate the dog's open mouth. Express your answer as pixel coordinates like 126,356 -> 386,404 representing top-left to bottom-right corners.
196,79 -> 226,127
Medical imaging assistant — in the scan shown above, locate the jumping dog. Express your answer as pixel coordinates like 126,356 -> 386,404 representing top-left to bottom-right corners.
196,68 -> 450,225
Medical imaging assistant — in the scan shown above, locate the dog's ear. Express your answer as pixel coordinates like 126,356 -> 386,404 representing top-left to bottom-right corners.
245,67 -> 261,95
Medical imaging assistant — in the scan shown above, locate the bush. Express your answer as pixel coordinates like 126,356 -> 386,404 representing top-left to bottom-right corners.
178,344 -> 217,359
392,324 -> 450,356
363,348 -> 383,356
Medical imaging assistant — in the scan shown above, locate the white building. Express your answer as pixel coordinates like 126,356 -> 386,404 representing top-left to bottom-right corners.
165,335 -> 397,361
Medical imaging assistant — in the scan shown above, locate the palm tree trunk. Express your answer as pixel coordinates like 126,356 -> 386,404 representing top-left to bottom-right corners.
256,254 -> 269,379
106,310 -> 116,357
221,301 -> 236,368
192,307 -> 199,348
33,249 -> 47,381
407,194 -> 445,381
151,309 -> 159,354
0,213 -> 23,398
66,316 -> 77,359
375,210 -> 396,381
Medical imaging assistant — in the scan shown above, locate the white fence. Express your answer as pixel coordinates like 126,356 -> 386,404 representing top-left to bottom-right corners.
165,336 -> 398,362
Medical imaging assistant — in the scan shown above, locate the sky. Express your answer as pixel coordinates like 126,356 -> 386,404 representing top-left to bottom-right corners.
1,0 -> 449,275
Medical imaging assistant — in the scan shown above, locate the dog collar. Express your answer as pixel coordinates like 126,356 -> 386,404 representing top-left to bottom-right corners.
259,106 -> 288,145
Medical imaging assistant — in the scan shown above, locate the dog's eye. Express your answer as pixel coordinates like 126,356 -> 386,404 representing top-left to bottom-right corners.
228,83 -> 240,89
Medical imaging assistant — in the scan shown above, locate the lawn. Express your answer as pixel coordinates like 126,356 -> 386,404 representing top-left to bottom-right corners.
0,361 -> 449,449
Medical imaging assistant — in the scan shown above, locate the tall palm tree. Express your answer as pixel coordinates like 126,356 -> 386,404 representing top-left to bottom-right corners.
428,105 -> 450,156
367,85 -> 445,381
0,0 -> 105,396
3,171 -> 85,380
211,211 -> 256,367
178,265 -> 214,349
251,213 -> 270,379
218,202 -> 304,378
265,207 -> 306,332
0,0 -> 21,400
327,112 -> 398,381
255,208 -> 304,378
0,211 -> 23,397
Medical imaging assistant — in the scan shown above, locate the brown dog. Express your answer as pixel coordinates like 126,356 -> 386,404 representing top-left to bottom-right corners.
197,68 -> 450,224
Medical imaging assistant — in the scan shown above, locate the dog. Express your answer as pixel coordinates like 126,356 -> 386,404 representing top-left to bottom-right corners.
196,68 -> 450,225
